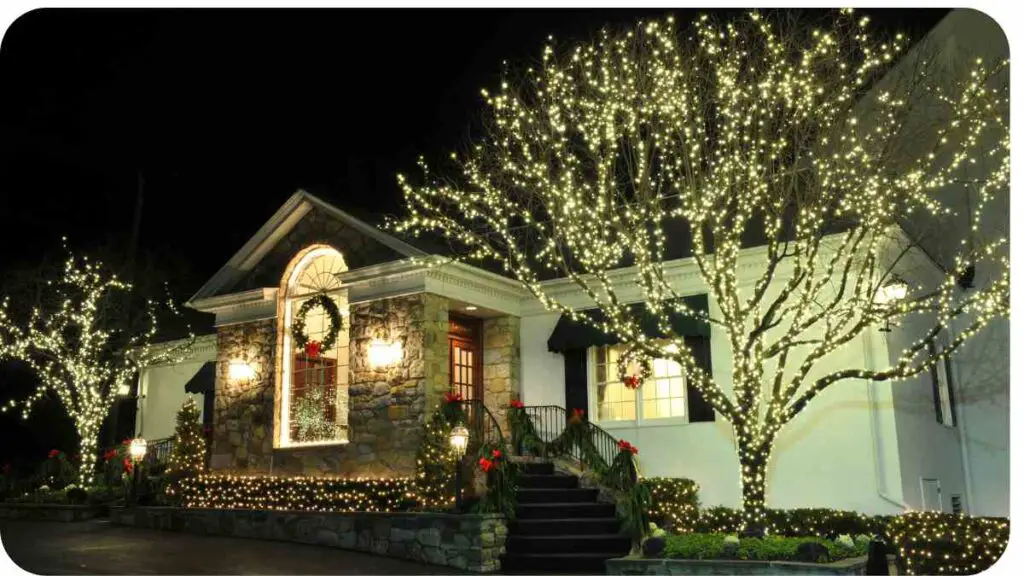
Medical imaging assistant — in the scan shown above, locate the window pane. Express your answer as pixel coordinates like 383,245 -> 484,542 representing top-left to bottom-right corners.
597,364 -> 606,383
671,398 -> 685,417
671,378 -> 684,397
668,360 -> 682,377
596,347 -> 607,365
622,401 -> 636,420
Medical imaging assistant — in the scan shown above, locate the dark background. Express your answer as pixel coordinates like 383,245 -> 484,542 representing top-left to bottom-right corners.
0,8 -> 948,470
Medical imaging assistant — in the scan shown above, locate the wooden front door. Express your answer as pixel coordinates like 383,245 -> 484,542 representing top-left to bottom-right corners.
449,314 -> 483,402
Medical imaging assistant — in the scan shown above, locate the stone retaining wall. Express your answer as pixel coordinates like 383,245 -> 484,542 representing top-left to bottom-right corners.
110,506 -> 506,572
0,503 -> 105,522
605,556 -> 869,575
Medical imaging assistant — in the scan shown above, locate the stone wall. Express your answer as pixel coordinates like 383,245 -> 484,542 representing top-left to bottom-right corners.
482,316 -> 521,432
211,294 -> 450,478
211,319 -> 277,471
110,507 -> 507,573
0,504 -> 105,522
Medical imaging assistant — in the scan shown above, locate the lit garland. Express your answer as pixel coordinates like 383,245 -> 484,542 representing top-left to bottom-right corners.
180,474 -> 422,513
0,241 -> 194,485
165,397 -> 206,498
392,10 -> 1010,534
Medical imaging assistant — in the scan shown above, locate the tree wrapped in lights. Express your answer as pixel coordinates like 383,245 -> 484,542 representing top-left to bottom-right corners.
394,11 -> 1009,536
165,397 -> 206,500
0,242 -> 193,485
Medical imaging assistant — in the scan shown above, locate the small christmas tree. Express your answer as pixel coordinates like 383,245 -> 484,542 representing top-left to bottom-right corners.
165,397 -> 206,499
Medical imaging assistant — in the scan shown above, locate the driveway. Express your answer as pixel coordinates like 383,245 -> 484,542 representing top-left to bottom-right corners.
1,519 -> 463,574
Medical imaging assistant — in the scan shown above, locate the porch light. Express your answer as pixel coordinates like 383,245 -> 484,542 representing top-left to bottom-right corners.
449,425 -> 470,458
129,437 -> 148,463
368,339 -> 403,368
117,383 -> 132,396
228,359 -> 255,383
875,275 -> 909,305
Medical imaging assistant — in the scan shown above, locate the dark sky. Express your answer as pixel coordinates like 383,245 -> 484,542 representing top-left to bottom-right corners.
0,8 -> 948,464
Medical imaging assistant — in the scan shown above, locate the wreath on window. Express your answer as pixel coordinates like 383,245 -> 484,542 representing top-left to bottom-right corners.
291,293 -> 343,359
617,345 -> 652,390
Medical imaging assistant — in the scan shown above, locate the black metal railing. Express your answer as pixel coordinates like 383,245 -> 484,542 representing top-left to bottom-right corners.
145,437 -> 174,466
510,405 -> 620,471
453,399 -> 507,456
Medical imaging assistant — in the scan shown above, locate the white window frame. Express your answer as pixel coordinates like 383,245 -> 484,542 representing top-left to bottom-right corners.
587,344 -> 690,429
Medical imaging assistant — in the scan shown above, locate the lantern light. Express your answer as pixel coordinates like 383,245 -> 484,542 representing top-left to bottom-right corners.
117,383 -> 132,396
876,275 -> 909,305
129,437 -> 148,463
449,425 -> 470,458
228,359 -> 255,383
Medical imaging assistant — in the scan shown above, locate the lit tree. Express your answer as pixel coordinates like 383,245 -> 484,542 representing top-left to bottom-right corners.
0,241 -> 193,485
166,396 -> 206,499
394,11 -> 1009,535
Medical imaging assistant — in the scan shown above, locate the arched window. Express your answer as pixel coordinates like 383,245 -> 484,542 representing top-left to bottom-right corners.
279,246 -> 349,447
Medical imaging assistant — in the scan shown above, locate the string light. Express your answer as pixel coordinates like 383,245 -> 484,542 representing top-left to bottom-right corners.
391,11 -> 1009,534
181,474 -> 422,513
165,397 -> 206,498
0,240 -> 195,485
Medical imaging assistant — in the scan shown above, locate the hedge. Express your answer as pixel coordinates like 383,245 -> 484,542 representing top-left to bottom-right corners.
179,475 -> 422,512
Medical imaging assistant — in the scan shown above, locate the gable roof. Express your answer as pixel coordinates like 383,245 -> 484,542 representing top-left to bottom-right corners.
187,190 -> 428,304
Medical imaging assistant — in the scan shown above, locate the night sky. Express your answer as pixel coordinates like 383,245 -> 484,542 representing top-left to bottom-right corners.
0,8 -> 948,465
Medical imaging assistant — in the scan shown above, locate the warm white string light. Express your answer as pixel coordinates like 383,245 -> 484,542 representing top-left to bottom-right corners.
0,240 -> 195,485
392,11 -> 1009,534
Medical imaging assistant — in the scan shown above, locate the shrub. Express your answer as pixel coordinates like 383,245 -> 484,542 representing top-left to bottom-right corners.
65,486 -> 88,505
179,474 -> 422,512
687,507 -> 890,539
642,477 -> 700,532
886,511 -> 1009,575
662,533 -> 869,563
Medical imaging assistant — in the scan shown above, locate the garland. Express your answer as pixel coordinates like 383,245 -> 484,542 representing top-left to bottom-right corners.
291,293 -> 343,357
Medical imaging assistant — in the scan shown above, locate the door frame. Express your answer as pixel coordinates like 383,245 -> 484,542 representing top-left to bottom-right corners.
448,313 -> 484,401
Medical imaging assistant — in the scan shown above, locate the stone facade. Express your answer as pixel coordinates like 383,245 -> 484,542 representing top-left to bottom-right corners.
482,316 -> 521,432
211,294 -> 450,478
110,507 -> 507,573
0,504 -> 104,522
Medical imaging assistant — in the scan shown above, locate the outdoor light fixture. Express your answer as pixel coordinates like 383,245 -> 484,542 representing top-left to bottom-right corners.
448,425 -> 470,512
228,359 -> 256,383
117,383 -> 131,396
129,437 -> 148,463
368,339 -> 403,368
876,275 -> 909,332
465,305 -> 478,311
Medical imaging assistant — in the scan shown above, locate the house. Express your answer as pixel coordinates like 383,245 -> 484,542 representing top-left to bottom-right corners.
131,8 -> 1008,517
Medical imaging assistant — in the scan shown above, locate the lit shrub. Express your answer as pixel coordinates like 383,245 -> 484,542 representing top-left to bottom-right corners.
886,511 -> 1009,575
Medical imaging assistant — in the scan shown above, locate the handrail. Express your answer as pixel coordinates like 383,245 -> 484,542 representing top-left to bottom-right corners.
509,405 -> 620,473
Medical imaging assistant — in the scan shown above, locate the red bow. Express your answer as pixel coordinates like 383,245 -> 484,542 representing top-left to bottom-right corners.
510,399 -> 524,409
305,340 -> 323,359
624,375 -> 641,390
491,449 -> 502,459
571,408 -> 585,420
444,391 -> 463,404
479,457 -> 494,473
103,449 -> 118,462
123,458 -> 133,475
617,439 -> 638,454
122,438 -> 132,446
48,449 -> 60,459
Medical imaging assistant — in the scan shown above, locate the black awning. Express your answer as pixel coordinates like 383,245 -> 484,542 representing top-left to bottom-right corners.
547,294 -> 710,353
184,361 -> 216,394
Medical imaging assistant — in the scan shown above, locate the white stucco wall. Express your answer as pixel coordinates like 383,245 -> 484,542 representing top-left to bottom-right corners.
519,312 -> 566,407
135,336 -> 217,441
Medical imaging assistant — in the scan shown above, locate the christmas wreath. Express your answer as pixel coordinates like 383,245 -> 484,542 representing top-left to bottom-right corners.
618,346 -> 653,390
291,293 -> 343,359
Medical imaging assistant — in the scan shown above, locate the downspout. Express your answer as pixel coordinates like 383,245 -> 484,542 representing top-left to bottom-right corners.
864,331 -> 912,511
950,344 -> 975,514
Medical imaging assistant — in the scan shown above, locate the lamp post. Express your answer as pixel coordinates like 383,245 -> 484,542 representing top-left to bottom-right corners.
876,275 -> 909,332
449,425 -> 469,512
128,437 -> 147,505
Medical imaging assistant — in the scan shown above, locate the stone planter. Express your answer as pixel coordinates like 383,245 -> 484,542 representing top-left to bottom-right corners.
109,506 -> 507,572
0,503 -> 106,522
605,555 -> 869,575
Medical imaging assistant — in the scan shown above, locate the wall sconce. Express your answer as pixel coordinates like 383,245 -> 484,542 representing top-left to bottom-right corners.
117,383 -> 132,397
228,359 -> 256,383
876,275 -> 909,332
368,339 -> 403,368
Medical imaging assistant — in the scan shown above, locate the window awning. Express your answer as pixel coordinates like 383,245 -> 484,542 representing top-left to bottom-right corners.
546,294 -> 710,353
184,361 -> 216,394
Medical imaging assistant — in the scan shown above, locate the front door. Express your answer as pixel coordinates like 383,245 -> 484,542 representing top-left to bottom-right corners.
449,314 -> 483,402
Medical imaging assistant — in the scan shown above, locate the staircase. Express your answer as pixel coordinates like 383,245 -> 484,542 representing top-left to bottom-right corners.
502,461 -> 631,573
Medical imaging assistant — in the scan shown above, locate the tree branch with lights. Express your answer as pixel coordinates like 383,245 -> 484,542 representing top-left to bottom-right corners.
393,10 -> 1009,535
0,241 -> 195,485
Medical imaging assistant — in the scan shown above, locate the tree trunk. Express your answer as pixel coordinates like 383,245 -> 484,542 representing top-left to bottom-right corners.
738,444 -> 770,538
76,422 -> 100,486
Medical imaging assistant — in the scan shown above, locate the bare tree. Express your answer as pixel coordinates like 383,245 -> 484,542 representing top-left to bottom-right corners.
393,10 -> 1009,534
0,241 -> 194,485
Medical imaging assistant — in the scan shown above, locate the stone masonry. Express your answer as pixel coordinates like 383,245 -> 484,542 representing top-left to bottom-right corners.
211,294 -> 450,478
111,507 -> 508,573
482,316 -> 521,434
